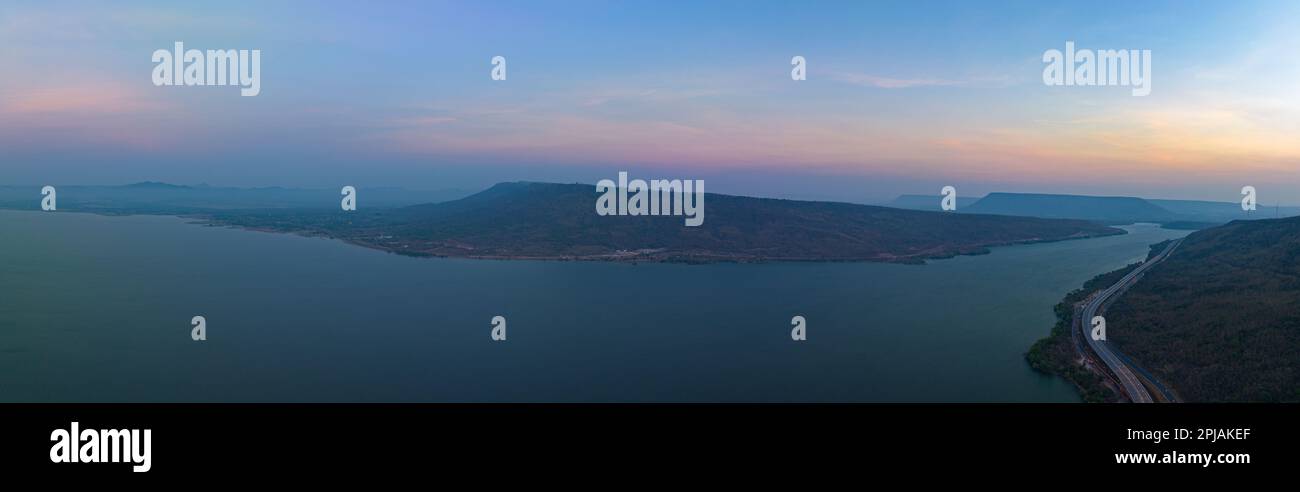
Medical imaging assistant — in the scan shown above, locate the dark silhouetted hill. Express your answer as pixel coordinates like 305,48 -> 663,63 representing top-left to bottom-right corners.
964,192 -> 1179,224
206,182 -> 1124,263
0,183 -> 472,212
1149,199 -> 1300,223
885,194 -> 980,211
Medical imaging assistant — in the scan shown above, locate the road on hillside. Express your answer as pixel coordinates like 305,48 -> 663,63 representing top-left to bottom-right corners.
1079,238 -> 1182,403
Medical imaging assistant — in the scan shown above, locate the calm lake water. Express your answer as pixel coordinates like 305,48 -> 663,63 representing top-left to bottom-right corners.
0,210 -> 1187,402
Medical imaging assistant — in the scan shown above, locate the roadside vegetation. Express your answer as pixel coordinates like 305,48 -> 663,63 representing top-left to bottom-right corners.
1027,264 -> 1139,403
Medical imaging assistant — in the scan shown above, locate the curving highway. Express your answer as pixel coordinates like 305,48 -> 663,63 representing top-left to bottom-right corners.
1079,238 -> 1182,403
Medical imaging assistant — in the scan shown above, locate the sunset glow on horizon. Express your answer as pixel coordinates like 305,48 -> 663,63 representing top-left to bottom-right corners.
3,0 -> 1299,203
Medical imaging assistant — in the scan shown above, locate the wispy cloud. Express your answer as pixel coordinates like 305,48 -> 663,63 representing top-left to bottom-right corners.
0,5 -> 257,43
581,87 -> 725,107
830,72 -> 967,89
828,71 -> 1019,89
0,84 -> 170,115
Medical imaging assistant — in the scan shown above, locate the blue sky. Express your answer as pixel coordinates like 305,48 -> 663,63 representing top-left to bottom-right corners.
2,0 -> 1298,204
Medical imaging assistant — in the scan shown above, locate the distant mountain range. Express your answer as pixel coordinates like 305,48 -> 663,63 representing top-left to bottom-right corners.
885,192 -> 1300,228
0,182 -> 473,212
885,194 -> 979,211
201,182 -> 1123,263
1147,198 -> 1290,223
965,193 -> 1180,224
12,182 -> 1294,229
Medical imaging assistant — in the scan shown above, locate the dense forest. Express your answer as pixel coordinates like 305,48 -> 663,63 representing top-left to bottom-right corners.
1106,216 -> 1300,402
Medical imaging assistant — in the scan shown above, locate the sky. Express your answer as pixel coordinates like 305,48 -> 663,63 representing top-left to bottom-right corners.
2,0 -> 1299,204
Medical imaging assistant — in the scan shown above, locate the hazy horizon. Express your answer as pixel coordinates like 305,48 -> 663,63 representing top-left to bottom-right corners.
6,179 -> 1300,208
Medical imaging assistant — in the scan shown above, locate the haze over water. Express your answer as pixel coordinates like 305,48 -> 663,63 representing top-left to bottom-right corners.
0,210 -> 1187,402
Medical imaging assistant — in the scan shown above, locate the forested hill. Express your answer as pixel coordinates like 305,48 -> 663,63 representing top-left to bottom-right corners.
1106,216 -> 1300,401
206,181 -> 1123,263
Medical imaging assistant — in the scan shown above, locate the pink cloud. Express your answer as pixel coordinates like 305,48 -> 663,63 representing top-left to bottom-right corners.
1,84 -> 170,115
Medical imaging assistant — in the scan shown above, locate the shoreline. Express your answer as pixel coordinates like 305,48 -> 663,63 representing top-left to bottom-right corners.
197,215 -> 1128,265
1025,264 -> 1136,403
1025,237 -> 1181,403
1,206 -> 1128,265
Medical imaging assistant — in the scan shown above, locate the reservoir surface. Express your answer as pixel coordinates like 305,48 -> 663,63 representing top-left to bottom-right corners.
0,210 -> 1188,402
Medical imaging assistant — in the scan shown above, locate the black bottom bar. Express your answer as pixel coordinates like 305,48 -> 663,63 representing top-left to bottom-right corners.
2,404 -> 1291,479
